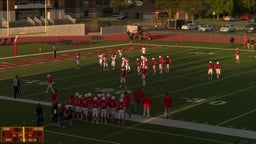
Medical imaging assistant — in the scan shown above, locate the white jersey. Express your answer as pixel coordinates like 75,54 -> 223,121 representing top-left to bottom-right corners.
111,54 -> 117,66
141,47 -> 146,54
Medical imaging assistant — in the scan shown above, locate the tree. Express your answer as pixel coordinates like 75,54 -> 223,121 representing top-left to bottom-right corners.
206,0 -> 234,20
179,0 -> 208,20
155,0 -> 180,18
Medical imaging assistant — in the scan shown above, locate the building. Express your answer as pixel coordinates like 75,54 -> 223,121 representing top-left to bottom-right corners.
0,0 -> 86,22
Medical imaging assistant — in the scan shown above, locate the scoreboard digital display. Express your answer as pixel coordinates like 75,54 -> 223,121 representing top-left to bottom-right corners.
0,127 -> 44,143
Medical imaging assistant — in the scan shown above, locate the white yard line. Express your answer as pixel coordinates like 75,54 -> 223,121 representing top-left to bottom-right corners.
0,43 -> 128,60
45,130 -> 120,144
0,96 -> 256,140
217,109 -> 256,126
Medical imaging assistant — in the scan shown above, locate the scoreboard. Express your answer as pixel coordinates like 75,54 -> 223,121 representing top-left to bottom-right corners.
0,127 -> 44,143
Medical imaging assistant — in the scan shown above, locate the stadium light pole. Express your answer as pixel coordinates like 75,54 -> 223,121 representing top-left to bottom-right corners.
44,0 -> 47,33
6,0 -> 10,36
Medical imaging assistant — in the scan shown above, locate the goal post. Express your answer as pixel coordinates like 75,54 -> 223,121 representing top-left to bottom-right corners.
6,0 -> 48,55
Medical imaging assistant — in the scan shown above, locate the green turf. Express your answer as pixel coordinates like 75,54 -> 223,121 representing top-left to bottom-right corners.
0,40 -> 256,143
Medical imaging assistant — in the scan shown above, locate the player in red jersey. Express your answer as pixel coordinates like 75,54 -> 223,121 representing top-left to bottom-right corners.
109,96 -> 117,122
74,94 -> 83,120
142,94 -> 152,118
163,92 -> 172,119
152,58 -> 157,75
236,48 -> 240,63
134,88 -> 144,114
165,56 -> 171,72
123,91 -> 131,118
45,74 -> 54,93
136,58 -> 142,76
81,94 -> 89,122
92,97 -> 99,124
215,61 -> 221,79
118,98 -> 126,124
208,61 -> 214,80
119,67 -> 127,88
159,56 -> 164,74
100,96 -> 108,124
51,89 -> 58,104
66,95 -> 75,109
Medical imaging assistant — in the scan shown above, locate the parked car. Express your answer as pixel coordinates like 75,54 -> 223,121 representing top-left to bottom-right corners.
181,23 -> 197,30
220,24 -> 235,32
223,16 -> 235,21
242,14 -> 255,22
198,25 -> 214,32
244,23 -> 256,33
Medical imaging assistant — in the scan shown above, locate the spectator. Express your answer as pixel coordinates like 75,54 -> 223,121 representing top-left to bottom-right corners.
51,89 -> 58,104
59,103 -> 66,128
53,44 -> 57,58
36,103 -> 44,126
230,36 -> 235,44
52,103 -> 58,125
134,88 -> 144,114
66,106 -> 73,126
163,93 -> 172,119
123,91 -> 131,118
13,75 -> 21,98
142,94 -> 152,118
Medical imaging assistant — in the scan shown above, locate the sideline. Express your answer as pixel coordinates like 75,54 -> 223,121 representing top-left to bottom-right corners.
0,96 -> 256,140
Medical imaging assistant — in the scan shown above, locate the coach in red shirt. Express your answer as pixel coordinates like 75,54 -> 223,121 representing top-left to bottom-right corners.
164,93 -> 172,119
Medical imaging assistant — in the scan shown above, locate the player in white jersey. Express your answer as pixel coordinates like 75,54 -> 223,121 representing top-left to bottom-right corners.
111,53 -> 117,70
98,53 -> 103,67
117,48 -> 122,58
102,55 -> 109,71
75,53 -> 80,69
141,46 -> 146,55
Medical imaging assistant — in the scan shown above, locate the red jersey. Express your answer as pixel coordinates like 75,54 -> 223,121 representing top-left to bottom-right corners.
100,100 -> 107,109
208,63 -> 214,69
236,49 -> 240,55
134,89 -> 144,102
59,106 -> 66,115
124,94 -> 131,107
215,63 -> 221,69
141,68 -> 147,75
144,60 -> 149,67
137,60 -> 141,67
92,100 -> 99,108
159,57 -> 164,64
47,77 -> 53,84
75,96 -> 82,106
164,95 -> 172,108
118,102 -> 126,110
120,69 -> 126,77
67,97 -> 75,106
82,97 -> 88,108
109,99 -> 117,108
166,57 -> 171,64
51,92 -> 58,103
143,96 -> 152,108
152,59 -> 157,66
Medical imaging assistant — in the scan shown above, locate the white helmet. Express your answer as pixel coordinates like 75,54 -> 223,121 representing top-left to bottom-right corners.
88,92 -> 92,96
79,95 -> 82,98
120,94 -> 124,98
111,96 -> 115,100
152,57 -> 155,60
106,93 -> 111,97
84,93 -> 88,97
47,74 -> 51,77
159,56 -> 161,58
209,61 -> 212,63
101,96 -> 106,100
217,61 -> 219,64
75,92 -> 79,96
119,98 -> 124,102
93,97 -> 98,101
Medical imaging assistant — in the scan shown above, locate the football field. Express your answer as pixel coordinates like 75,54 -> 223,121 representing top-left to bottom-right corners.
0,40 -> 256,144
